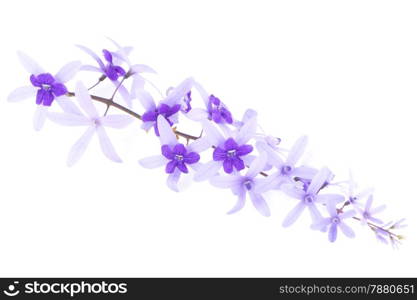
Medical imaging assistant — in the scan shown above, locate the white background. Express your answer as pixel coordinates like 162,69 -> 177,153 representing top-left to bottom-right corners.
0,0 -> 416,277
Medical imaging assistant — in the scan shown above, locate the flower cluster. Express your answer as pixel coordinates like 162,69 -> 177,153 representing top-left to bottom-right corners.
7,39 -> 406,246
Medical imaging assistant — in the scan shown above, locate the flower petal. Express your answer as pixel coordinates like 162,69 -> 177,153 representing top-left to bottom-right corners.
370,204 -> 386,215
96,126 -> 122,163
256,140 -> 284,169
7,86 -> 36,102
317,194 -> 345,205
166,169 -> 181,192
100,114 -> 133,129
75,81 -> 99,118
55,96 -> 83,115
187,137 -> 211,153
307,204 -> 322,223
339,222 -> 355,238
137,90 -> 156,111
249,191 -> 271,217
80,65 -> 102,72
48,112 -> 91,126
139,155 -> 167,169
194,160 -> 221,182
55,61 -> 81,83
164,77 -> 194,107
186,108 -> 209,121
307,167 -> 331,195
202,120 -> 224,146
76,44 -> 105,70
282,202 -> 306,227
235,115 -> 257,144
210,175 -> 241,189
193,81 -> 210,107
292,166 -> 317,180
227,189 -> 246,214
33,105 -> 48,131
130,64 -> 157,74
328,223 -> 338,242
157,115 -> 177,146
67,126 -> 95,167
280,184 -> 305,200
246,151 -> 267,178
286,135 -> 308,167
17,51 -> 44,75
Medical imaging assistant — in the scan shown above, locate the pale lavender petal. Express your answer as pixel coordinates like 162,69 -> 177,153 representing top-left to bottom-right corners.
193,81 -> 210,106
187,137 -> 211,153
340,209 -> 357,219
210,175 -> 241,189
254,173 -> 281,193
96,126 -> 122,163
75,81 -> 98,118
194,160 -> 221,182
328,224 -> 338,242
307,167 -> 331,195
7,86 -> 36,102
164,77 -> 194,107
235,116 -> 257,145
369,204 -> 386,215
166,169 -> 181,192
141,122 -> 154,131
130,75 -> 145,99
286,135 -> 308,167
325,197 -> 337,216
100,115 -> 133,128
138,155 -> 167,169
311,218 -> 330,231
356,187 -> 374,201
107,37 -> 131,65
227,189 -> 246,214
339,222 -> 355,238
67,126 -> 95,167
280,184 -> 305,200
76,44 -> 105,70
55,61 -> 81,83
130,64 -> 157,74
48,112 -> 90,126
365,195 -> 374,212
255,141 -> 284,168
17,51 -> 44,74
241,154 -> 256,166
80,65 -> 102,72
307,204 -> 322,223
157,115 -> 177,145
282,202 -> 306,227
292,166 -> 317,180
55,96 -> 83,115
33,105 -> 47,131
317,194 -> 345,205
202,120 -> 224,146
137,90 -> 156,111
186,108 -> 209,121
246,151 -> 267,179
112,80 -> 131,107
249,191 -> 271,217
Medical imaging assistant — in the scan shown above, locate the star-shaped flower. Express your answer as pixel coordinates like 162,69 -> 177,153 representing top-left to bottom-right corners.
281,167 -> 344,227
7,51 -> 81,130
210,152 -> 271,216
356,195 -> 386,224
138,115 -> 208,191
48,82 -> 132,166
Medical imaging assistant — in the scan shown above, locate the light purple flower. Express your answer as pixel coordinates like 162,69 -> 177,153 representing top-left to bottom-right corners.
345,171 -> 374,209
137,77 -> 194,136
48,82 -> 131,166
7,51 -> 81,130
256,136 -> 317,192
194,116 -> 257,181
311,199 -> 356,242
281,167 -> 344,227
210,152 -> 271,216
356,195 -> 386,224
186,81 -> 233,124
138,115 -> 208,192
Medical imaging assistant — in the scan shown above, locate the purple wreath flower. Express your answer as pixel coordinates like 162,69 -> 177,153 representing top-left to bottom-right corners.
311,198 -> 356,242
7,51 -> 81,130
47,82 -> 132,166
281,167 -> 344,227
138,115 -> 208,191
187,81 -> 233,124
194,116 -> 257,181
210,152 -> 271,216
137,78 -> 194,136
356,195 -> 386,224
345,171 -> 374,209
256,136 -> 318,192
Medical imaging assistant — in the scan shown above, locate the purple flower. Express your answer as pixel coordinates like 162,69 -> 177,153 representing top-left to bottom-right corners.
47,82 -> 132,166
281,167 -> 344,227
256,136 -> 317,192
210,152 -> 271,216
186,82 -> 232,124
137,78 -> 194,136
7,51 -> 81,131
181,91 -> 192,113
356,195 -> 386,224
311,199 -> 356,242
139,115 -> 207,191
194,116 -> 257,181
346,171 -> 374,208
